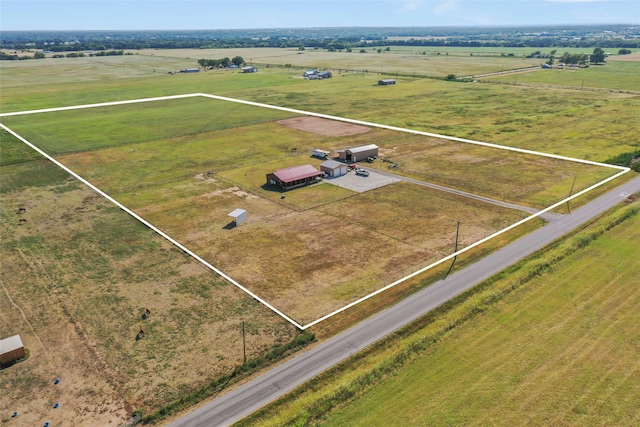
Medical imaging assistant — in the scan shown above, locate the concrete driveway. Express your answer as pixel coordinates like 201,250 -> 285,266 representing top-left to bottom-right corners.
324,168 -> 401,192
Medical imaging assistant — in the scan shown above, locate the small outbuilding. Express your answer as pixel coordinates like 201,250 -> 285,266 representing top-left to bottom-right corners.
266,164 -> 322,190
242,66 -> 258,73
320,160 -> 348,177
0,334 -> 26,368
378,79 -> 396,85
228,209 -> 247,226
337,144 -> 379,163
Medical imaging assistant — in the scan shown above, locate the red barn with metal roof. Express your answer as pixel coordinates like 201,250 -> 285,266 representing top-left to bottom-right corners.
266,165 -> 322,190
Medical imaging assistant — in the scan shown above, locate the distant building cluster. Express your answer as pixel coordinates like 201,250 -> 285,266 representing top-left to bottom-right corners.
303,70 -> 332,80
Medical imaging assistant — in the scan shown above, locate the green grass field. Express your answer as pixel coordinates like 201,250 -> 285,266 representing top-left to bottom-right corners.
322,204 -> 640,426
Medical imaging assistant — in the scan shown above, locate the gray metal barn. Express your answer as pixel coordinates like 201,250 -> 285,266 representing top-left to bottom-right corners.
337,144 -> 379,162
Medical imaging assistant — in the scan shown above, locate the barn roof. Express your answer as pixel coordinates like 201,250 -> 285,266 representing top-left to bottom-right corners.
320,160 -> 344,169
273,165 -> 321,183
348,144 -> 379,154
0,335 -> 24,355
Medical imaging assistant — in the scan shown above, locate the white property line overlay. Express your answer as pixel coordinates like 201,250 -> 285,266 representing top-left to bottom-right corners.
0,93 -> 630,330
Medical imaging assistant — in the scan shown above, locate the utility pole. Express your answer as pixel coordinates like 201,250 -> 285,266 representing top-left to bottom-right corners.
566,176 -> 577,214
242,321 -> 246,364
443,220 -> 461,281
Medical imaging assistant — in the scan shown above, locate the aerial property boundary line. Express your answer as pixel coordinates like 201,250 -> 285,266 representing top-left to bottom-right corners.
0,119 -> 304,331
0,93 -> 630,330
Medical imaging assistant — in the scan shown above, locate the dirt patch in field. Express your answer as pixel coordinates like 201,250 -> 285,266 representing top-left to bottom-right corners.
277,116 -> 371,137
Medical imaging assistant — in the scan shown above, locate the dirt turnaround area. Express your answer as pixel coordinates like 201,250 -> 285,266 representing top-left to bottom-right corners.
277,116 -> 371,137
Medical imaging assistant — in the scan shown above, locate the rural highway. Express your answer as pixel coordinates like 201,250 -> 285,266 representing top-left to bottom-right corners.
167,174 -> 640,427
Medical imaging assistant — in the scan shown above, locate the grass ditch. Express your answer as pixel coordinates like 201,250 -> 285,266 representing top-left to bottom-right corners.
140,331 -> 316,425
237,198 -> 639,426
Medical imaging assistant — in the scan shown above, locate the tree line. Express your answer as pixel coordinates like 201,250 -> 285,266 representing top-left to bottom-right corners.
197,56 -> 245,68
2,26 -> 638,52
0,50 -> 126,61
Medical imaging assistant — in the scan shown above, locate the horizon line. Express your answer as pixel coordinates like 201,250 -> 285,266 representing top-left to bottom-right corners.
3,23 -> 637,33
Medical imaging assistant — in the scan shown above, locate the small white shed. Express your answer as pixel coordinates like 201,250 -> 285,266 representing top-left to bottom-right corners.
0,334 -> 26,367
228,209 -> 247,226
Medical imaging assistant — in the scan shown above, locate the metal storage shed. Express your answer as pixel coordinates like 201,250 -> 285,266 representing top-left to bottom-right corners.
228,209 -> 247,226
0,334 -> 26,367
337,144 -> 379,162
320,160 -> 348,177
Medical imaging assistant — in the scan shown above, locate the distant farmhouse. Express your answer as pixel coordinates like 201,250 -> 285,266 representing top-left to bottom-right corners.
303,70 -> 332,80
242,66 -> 258,73
266,165 -> 323,190
337,144 -> 379,162
378,79 -> 396,85
181,68 -> 200,73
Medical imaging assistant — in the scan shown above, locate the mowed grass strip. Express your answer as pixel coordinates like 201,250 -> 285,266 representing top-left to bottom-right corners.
236,200 -> 640,426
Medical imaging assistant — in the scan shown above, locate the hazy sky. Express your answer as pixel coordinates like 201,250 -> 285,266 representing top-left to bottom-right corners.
1,0 -> 638,31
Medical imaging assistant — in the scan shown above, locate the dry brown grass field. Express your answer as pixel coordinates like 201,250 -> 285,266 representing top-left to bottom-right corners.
3,96 -> 615,325
0,138 -> 297,425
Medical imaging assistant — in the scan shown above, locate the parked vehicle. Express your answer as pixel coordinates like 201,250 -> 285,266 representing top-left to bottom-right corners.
355,168 -> 370,176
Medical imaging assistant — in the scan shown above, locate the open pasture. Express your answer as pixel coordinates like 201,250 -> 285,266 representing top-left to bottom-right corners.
2,54 -> 638,168
483,59 -> 640,92
1,94 -> 619,325
140,47 -> 547,78
0,131 -> 298,424
0,46 -> 637,424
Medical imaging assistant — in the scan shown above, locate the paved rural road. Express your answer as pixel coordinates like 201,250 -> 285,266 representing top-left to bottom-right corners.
167,174 -> 640,427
